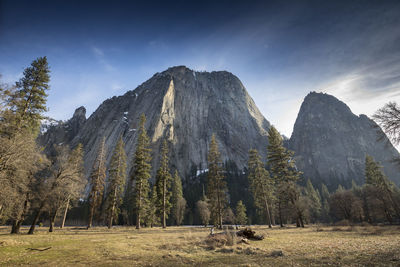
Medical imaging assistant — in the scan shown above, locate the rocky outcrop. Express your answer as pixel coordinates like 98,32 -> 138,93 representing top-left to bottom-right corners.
39,106 -> 87,155
289,92 -> 400,188
40,66 -> 271,179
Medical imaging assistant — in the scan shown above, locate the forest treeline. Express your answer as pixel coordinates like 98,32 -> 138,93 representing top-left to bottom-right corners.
1,57 -> 400,234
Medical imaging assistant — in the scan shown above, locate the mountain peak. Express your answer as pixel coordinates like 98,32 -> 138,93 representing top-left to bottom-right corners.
73,106 -> 86,119
290,92 -> 400,188
301,91 -> 353,118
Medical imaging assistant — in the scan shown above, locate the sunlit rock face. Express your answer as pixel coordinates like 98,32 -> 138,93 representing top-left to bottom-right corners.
289,92 -> 400,188
40,66 -> 271,179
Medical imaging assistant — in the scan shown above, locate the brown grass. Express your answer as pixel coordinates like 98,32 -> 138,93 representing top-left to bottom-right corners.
0,225 -> 399,266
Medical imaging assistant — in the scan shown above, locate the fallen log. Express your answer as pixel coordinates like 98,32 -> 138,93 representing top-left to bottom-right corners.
236,228 -> 264,240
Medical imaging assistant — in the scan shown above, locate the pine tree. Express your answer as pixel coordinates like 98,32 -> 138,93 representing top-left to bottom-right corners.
305,179 -> 322,223
267,126 -> 303,227
206,134 -> 228,229
248,149 -> 273,227
155,139 -> 172,228
235,200 -> 247,226
131,114 -> 152,229
365,155 -> 400,220
12,56 -> 50,132
321,183 -> 330,201
145,185 -> 158,227
105,136 -> 127,229
171,170 -> 186,226
87,137 -> 107,228
320,183 -> 331,222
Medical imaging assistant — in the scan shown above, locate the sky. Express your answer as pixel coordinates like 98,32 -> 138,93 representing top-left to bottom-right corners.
1,0 -> 400,139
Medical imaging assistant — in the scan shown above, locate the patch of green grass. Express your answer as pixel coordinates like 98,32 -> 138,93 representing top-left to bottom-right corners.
0,225 -> 399,266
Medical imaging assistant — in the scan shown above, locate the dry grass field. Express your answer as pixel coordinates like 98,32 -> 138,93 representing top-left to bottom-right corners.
1,225 -> 400,266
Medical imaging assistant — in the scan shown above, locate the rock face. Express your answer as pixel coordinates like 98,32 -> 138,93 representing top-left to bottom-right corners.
39,106 -> 87,154
40,66 -> 271,178
289,92 -> 400,188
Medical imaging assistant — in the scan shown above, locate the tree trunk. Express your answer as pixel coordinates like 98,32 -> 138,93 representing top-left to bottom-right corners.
162,179 -> 166,228
136,187 -> 141,229
108,189 -> 117,229
87,195 -> 96,229
271,210 -> 276,225
362,194 -> 372,223
278,201 -> 283,227
60,197 -> 70,229
11,220 -> 20,234
11,193 -> 30,234
299,213 -> 305,227
49,210 -> 57,232
264,198 -> 272,228
28,205 -> 43,235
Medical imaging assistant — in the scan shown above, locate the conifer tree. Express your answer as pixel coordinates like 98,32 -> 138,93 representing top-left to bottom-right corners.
235,200 -> 247,226
206,134 -> 228,229
131,114 -> 152,229
12,56 -> 50,131
248,149 -> 273,227
320,183 -> 331,222
155,139 -> 172,228
305,179 -> 322,223
321,183 -> 330,201
267,126 -> 304,227
365,155 -> 400,219
105,137 -> 127,228
145,185 -> 158,227
171,170 -> 186,226
87,137 -> 107,229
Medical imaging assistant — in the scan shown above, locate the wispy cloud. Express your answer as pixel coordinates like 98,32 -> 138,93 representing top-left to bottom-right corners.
91,46 -> 116,72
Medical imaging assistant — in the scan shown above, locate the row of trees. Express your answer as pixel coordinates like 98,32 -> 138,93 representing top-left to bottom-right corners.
87,115 -> 187,229
1,57 -> 400,232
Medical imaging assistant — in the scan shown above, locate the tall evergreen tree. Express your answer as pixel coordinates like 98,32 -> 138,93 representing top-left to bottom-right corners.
171,170 -> 186,226
235,200 -> 247,226
145,185 -> 158,227
365,155 -> 400,220
267,126 -> 304,227
155,140 -> 172,228
320,183 -> 331,222
305,179 -> 322,223
12,56 -> 50,131
248,149 -> 273,227
131,114 -> 152,229
207,134 -> 228,229
87,137 -> 107,228
105,137 -> 127,228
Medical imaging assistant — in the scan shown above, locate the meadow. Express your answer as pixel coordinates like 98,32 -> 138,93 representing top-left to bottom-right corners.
1,225 -> 400,266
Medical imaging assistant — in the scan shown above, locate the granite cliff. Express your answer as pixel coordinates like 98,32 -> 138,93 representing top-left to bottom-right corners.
289,92 -> 400,188
40,66 -> 271,178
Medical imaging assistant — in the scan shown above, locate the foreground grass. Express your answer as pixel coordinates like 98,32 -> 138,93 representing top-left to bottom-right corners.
1,225 -> 400,266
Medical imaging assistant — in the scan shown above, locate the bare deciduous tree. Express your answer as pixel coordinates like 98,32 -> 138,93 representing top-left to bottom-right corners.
373,102 -> 400,145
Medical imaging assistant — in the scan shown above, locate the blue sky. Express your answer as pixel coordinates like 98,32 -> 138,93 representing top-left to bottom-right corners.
1,0 -> 400,138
